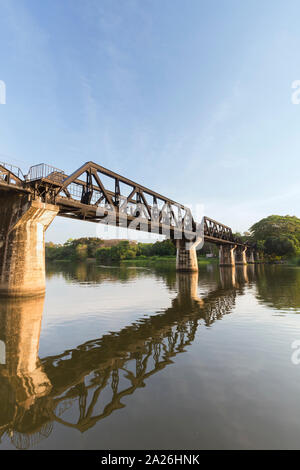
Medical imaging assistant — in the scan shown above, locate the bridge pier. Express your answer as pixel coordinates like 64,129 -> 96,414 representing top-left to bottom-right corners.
235,246 -> 247,265
0,192 -> 59,297
219,244 -> 236,266
246,247 -> 255,264
175,239 -> 201,272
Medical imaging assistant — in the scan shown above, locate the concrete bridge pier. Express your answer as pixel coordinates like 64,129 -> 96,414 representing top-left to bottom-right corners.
246,248 -> 255,264
175,238 -> 202,272
0,192 -> 59,297
235,246 -> 247,265
219,244 -> 236,266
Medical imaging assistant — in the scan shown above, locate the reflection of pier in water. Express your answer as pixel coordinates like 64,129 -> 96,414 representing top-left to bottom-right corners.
0,266 -> 252,449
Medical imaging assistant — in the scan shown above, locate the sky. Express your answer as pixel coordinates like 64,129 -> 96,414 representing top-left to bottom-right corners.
0,0 -> 299,243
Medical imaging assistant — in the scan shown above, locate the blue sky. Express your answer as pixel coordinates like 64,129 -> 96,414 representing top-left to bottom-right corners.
0,0 -> 299,243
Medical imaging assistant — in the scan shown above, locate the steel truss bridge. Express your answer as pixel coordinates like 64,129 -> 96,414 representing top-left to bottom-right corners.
0,161 -> 246,246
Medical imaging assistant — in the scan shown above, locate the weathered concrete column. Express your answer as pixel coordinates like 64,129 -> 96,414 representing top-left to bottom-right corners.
175,238 -> 201,272
235,245 -> 247,265
246,248 -> 255,264
219,244 -> 236,266
0,192 -> 59,297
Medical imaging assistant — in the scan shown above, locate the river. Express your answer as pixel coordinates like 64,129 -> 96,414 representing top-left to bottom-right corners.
0,261 -> 300,450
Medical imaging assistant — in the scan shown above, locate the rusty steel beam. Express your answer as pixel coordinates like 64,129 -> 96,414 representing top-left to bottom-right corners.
0,160 -> 248,246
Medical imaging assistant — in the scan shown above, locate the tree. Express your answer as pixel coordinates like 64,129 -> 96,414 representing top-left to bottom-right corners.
149,239 -> 176,256
250,215 -> 300,241
75,243 -> 88,260
264,236 -> 298,257
250,215 -> 300,258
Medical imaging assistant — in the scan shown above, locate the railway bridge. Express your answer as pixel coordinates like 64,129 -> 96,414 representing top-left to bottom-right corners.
0,161 -> 256,296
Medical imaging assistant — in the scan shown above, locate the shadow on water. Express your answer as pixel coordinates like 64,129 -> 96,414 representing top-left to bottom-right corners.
0,262 -> 299,448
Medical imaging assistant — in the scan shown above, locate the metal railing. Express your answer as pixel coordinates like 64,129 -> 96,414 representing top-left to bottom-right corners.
0,161 -> 25,180
26,163 -> 65,183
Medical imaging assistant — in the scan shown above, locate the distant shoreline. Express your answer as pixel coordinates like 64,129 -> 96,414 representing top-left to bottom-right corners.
46,255 -> 218,265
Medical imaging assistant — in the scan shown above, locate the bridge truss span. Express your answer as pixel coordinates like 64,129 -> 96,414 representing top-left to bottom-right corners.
0,160 -> 245,246
0,159 -> 256,295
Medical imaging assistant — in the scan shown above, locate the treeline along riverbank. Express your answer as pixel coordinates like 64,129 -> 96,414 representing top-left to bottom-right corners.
45,215 -> 300,265
45,238 -> 216,264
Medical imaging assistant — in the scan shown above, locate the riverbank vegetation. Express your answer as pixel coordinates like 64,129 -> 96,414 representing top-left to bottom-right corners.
45,238 -> 177,262
45,215 -> 300,265
45,238 -> 215,264
236,215 -> 300,264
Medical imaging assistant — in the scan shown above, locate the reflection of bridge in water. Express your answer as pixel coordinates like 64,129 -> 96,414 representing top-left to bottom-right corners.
0,265 -> 253,449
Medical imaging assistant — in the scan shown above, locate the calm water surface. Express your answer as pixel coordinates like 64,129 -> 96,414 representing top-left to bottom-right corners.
0,262 -> 300,450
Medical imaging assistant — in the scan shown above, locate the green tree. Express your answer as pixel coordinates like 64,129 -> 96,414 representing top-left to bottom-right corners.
264,236 -> 298,257
250,215 -> 300,240
95,247 -> 111,262
150,239 -> 176,256
250,215 -> 300,258
75,243 -> 88,260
